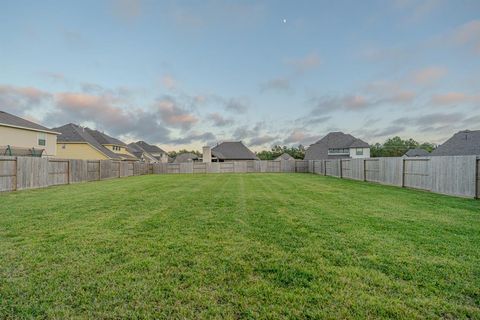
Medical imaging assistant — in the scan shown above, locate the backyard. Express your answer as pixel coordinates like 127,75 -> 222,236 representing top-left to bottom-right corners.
0,173 -> 479,319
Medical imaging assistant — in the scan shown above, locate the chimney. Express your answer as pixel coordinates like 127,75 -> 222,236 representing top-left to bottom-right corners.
202,146 -> 211,163
160,153 -> 169,163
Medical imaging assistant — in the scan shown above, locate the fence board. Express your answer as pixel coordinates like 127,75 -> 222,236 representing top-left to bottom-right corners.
477,159 -> 480,199
295,160 -> 308,173
403,158 -> 430,190
87,161 -> 100,181
16,157 -> 49,190
325,160 -> 340,177
69,159 -> 88,183
220,162 -> 234,173
0,157 -> 17,192
430,156 -> 477,198
48,160 -> 69,186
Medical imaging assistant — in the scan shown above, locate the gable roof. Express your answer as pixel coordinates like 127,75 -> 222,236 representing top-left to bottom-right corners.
135,141 -> 166,154
404,148 -> 430,157
86,128 -> 126,146
430,130 -> 480,156
275,153 -> 295,161
173,152 -> 199,163
211,141 -> 258,160
0,111 -> 59,134
127,142 -> 158,162
53,123 -> 122,159
304,132 -> 369,160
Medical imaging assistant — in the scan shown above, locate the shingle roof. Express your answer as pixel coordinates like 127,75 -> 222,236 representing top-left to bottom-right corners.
0,111 -> 58,134
304,132 -> 369,160
173,152 -> 199,163
430,130 -> 480,156
127,142 -> 158,162
86,129 -> 126,146
53,123 -> 122,159
135,141 -> 166,154
211,141 -> 258,160
275,153 -> 295,161
404,148 -> 430,157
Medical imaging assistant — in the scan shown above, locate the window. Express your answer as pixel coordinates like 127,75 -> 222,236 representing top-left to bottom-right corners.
328,148 -> 349,155
38,133 -> 46,146
356,148 -> 363,156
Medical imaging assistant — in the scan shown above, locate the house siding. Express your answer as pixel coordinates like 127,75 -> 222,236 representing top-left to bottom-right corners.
349,147 -> 370,159
56,143 -> 109,160
0,126 -> 57,156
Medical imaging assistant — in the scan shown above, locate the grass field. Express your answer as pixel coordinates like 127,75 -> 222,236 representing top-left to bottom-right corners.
0,173 -> 479,319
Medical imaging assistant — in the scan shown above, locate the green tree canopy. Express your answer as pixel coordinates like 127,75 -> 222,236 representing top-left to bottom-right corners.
371,137 -> 436,157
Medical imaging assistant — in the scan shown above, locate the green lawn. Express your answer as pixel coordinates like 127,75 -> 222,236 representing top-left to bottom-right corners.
0,174 -> 479,319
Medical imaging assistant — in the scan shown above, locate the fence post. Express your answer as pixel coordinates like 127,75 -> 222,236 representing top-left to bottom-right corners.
14,156 -> 18,191
67,160 -> 71,184
401,158 -> 406,188
363,159 -> 367,182
324,160 -> 327,176
339,160 -> 343,178
98,160 -> 101,180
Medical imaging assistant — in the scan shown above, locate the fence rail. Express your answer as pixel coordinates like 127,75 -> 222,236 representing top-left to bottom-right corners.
0,156 -> 478,199
311,156 -> 480,199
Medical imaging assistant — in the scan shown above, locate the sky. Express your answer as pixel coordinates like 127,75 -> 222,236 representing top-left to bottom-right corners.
1,0 -> 479,151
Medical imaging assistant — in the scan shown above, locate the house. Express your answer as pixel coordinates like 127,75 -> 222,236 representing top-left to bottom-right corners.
173,152 -> 199,163
127,142 -> 160,163
403,148 -> 430,157
205,141 -> 258,162
0,111 -> 59,157
53,123 -> 137,161
304,132 -> 370,160
133,141 -> 169,162
275,153 -> 295,161
430,130 -> 480,156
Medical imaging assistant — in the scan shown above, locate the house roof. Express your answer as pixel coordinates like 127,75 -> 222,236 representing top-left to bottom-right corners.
0,111 -> 59,134
304,132 -> 369,160
211,141 -> 258,160
127,142 -> 158,162
430,130 -> 480,156
173,152 -> 199,163
404,148 -> 430,157
53,123 -> 122,159
86,128 -> 126,146
135,141 -> 166,154
275,153 -> 295,161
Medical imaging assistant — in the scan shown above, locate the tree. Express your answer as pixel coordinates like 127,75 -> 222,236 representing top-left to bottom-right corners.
256,145 -> 305,160
371,136 -> 436,157
167,149 -> 201,158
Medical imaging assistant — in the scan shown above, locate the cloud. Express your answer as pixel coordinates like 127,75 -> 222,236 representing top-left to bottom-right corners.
283,129 -> 320,145
161,75 -> 177,90
393,0 -> 443,22
431,92 -> 480,105
156,97 -> 198,130
412,66 -> 447,85
395,112 -> 465,127
209,113 -> 233,127
372,126 -> 405,137
111,0 -> 142,22
224,98 -> 249,114
169,131 -> 216,145
0,85 -> 51,113
259,77 -> 292,93
249,135 -> 278,147
286,53 -> 321,73
450,20 -> 480,54
296,115 -> 331,127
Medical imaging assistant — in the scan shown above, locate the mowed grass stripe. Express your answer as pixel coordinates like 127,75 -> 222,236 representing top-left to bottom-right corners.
0,173 -> 479,319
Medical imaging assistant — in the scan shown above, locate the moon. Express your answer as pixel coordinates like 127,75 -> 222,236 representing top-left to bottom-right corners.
282,18 -> 287,24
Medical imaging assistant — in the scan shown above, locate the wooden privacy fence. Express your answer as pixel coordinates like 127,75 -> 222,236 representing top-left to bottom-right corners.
310,156 -> 480,199
1,156 -> 478,199
0,157 -> 308,193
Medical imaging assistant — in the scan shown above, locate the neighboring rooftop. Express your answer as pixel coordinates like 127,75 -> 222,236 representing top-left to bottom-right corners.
173,152 -> 199,163
275,153 -> 295,161
211,141 -> 258,160
304,132 -> 369,160
53,123 -> 122,159
431,130 -> 480,156
135,141 -> 166,154
0,111 -> 58,134
404,148 -> 430,157
86,128 -> 126,146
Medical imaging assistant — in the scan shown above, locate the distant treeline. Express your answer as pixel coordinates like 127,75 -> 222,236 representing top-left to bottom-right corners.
370,136 -> 436,157
256,145 -> 306,160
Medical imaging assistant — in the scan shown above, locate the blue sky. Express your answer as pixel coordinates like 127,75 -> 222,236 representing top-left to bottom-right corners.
1,0 -> 479,151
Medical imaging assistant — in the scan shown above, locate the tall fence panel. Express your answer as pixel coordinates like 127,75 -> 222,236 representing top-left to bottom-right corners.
380,158 -> 404,187
87,161 -> 100,181
403,158 -> 430,190
312,160 -> 324,175
16,157 -> 49,190
295,160 -> 309,173
365,159 -> 380,182
48,160 -> 69,186
69,159 -> 88,183
341,159 -> 365,181
0,156 -> 17,192
430,156 -> 477,198
325,160 -> 341,177
477,159 -> 480,198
